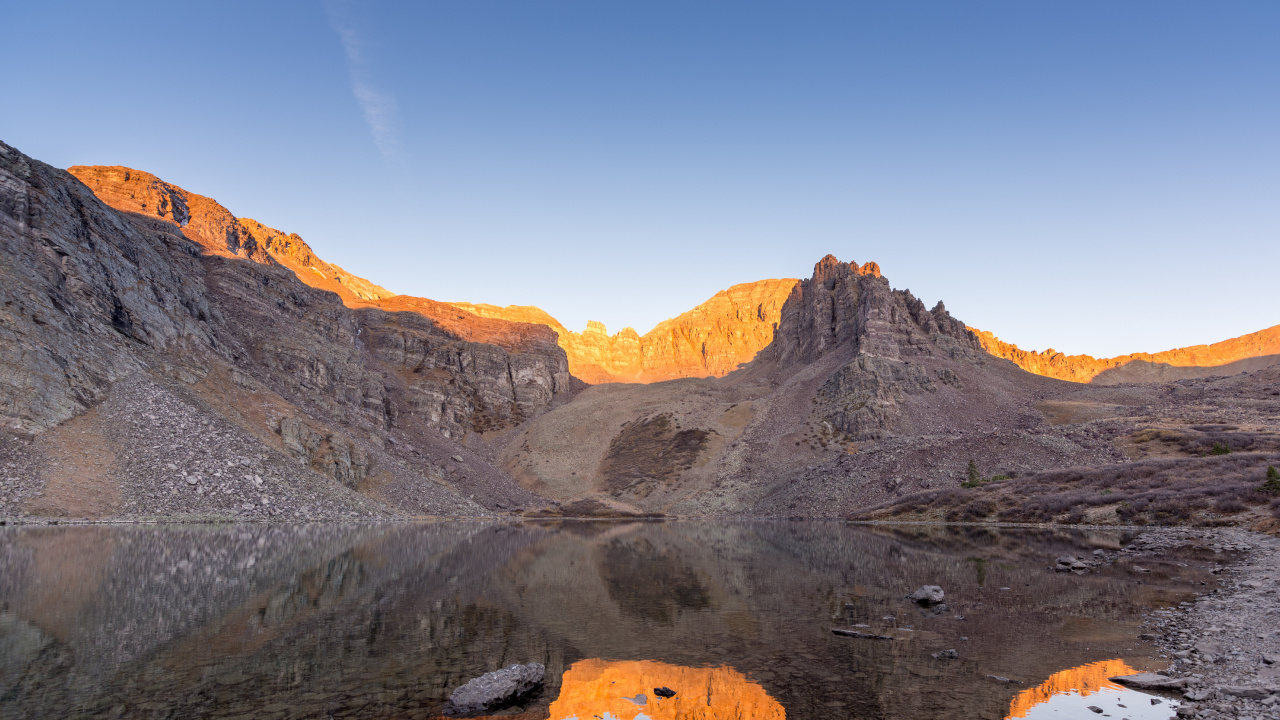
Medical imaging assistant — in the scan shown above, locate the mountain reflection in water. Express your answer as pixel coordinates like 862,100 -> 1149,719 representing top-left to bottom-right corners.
0,521 -> 1212,719
545,659 -> 784,720
1007,658 -> 1135,717
1005,659 -> 1179,718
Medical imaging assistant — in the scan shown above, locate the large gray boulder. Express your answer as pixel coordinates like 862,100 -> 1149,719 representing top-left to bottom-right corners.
445,662 -> 545,715
906,585 -> 945,605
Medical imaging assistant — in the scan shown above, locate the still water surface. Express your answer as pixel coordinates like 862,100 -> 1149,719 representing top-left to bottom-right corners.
0,521 -> 1211,719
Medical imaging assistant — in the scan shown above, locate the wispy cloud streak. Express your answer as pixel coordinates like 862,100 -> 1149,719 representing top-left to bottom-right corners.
325,1 -> 401,159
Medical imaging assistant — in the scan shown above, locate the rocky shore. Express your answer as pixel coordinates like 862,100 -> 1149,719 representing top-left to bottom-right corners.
1130,528 -> 1280,719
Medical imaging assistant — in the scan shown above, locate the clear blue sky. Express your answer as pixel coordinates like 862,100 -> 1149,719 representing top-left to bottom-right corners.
4,1 -> 1277,357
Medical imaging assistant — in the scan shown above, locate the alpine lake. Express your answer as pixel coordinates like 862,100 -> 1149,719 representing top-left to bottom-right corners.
0,521 -> 1220,719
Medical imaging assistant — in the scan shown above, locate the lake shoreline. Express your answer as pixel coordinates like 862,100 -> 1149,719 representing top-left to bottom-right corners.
1127,527 -> 1280,719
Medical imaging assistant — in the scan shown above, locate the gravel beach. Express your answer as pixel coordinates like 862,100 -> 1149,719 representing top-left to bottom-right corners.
1130,528 -> 1280,719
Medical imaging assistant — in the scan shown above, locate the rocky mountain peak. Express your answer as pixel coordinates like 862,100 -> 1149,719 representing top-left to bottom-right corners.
755,254 -> 985,440
763,255 -> 978,369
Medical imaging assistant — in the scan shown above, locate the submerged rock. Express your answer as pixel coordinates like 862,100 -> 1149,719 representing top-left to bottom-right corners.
445,662 -> 545,716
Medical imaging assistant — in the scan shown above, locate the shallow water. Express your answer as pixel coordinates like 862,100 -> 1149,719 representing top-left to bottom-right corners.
0,521 -> 1212,719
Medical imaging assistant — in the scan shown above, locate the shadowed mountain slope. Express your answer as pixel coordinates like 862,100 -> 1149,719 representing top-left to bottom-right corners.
2,142 -> 575,520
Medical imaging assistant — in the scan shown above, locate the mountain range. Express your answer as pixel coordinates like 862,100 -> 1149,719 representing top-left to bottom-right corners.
2,138 -> 1278,526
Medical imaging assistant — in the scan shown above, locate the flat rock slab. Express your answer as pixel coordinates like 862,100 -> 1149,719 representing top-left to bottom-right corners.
1219,685 -> 1273,699
1110,673 -> 1188,690
832,628 -> 896,640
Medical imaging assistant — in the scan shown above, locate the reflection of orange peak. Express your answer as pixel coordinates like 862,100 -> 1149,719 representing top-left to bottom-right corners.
1006,658 -> 1136,719
547,658 -> 786,720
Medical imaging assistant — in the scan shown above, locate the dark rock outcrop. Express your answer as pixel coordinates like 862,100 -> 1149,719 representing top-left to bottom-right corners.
760,254 -> 985,440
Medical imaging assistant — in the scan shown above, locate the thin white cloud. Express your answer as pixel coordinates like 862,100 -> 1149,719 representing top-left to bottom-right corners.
325,1 -> 401,159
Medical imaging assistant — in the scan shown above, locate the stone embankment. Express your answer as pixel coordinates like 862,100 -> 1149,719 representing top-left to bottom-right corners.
1128,528 -> 1280,719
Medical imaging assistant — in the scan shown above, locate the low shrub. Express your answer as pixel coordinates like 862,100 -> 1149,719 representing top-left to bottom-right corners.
961,499 -> 997,521
1214,498 -> 1247,514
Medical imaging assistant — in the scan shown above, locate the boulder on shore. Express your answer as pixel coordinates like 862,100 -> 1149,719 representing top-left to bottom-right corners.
445,663 -> 545,715
906,585 -> 945,605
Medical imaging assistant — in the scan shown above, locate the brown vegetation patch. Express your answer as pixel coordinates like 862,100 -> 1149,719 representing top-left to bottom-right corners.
854,452 -> 1280,527
599,414 -> 713,497
1128,425 -> 1280,458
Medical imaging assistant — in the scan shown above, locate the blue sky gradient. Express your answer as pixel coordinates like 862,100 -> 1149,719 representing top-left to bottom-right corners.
4,1 -> 1277,357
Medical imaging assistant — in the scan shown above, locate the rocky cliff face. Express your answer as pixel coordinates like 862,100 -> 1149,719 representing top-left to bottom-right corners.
1,142 -> 574,519
454,278 -> 798,384
973,325 -> 1280,384
66,163 -> 572,442
1,147 -> 215,433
